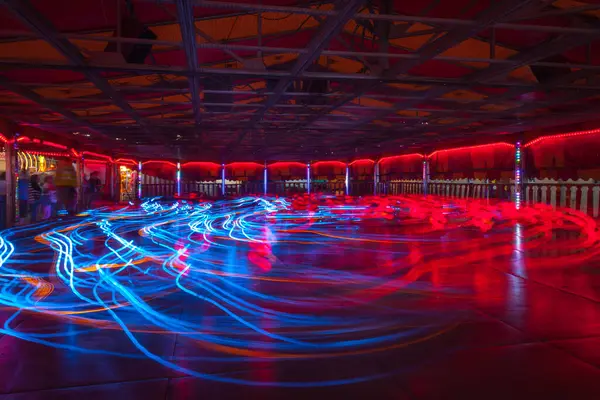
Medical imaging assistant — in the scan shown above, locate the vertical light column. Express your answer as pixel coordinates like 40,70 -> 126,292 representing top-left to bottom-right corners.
345,163 -> 350,196
263,161 -> 267,196
514,141 -> 522,209
4,139 -> 17,228
176,162 -> 181,197
137,161 -> 142,200
221,163 -> 225,197
422,158 -> 430,195
306,162 -> 311,194
374,160 -> 380,195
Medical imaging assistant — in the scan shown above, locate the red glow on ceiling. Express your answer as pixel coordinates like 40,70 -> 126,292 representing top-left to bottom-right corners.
43,140 -> 68,150
16,136 -> 30,143
379,153 -> 425,164
349,159 -> 375,166
267,162 -> 307,169
115,158 -> 137,166
143,160 -> 178,167
181,161 -> 221,168
226,162 -> 264,169
428,142 -> 514,158
0,134 -> 8,143
311,161 -> 347,168
24,150 -> 71,158
83,151 -> 113,162
523,128 -> 600,148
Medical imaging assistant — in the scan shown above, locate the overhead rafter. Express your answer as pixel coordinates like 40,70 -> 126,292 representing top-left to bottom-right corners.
227,0 -> 368,153
175,0 -> 202,128
0,0 -> 150,134
292,0 -> 548,133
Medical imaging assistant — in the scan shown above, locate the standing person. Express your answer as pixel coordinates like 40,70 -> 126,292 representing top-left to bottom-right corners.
55,160 -> 78,215
28,174 -> 42,223
87,171 -> 102,209
41,175 -> 57,220
17,170 -> 30,224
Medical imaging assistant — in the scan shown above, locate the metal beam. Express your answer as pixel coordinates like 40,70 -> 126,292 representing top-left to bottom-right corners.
294,0 -> 545,132
1,0 -> 149,133
175,0 -> 202,128
228,0 -> 367,150
133,0 -> 600,35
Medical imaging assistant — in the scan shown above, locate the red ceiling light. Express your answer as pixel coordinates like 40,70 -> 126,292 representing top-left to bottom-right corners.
115,158 -> 137,166
82,151 -> 113,162
42,140 -> 68,150
143,160 -> 178,167
428,142 -> 514,158
311,161 -> 347,168
379,153 -> 425,164
0,134 -> 8,144
225,162 -> 264,169
181,161 -> 221,168
349,159 -> 375,166
267,162 -> 307,169
24,150 -> 71,157
523,128 -> 600,148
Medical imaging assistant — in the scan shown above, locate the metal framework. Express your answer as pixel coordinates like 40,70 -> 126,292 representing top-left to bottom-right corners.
1,0 -> 600,159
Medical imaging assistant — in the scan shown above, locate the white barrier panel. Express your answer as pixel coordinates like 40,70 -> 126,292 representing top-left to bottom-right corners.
523,178 -> 600,217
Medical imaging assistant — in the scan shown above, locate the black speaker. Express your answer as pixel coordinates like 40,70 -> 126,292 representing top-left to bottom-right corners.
204,76 -> 233,112
297,79 -> 329,105
104,16 -> 156,64
530,56 -> 571,84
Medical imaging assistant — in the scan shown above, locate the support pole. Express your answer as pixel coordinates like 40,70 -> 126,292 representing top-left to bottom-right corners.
137,161 -> 142,200
75,156 -> 84,211
422,158 -> 430,195
307,162 -> 311,194
374,160 -> 380,195
4,139 -> 17,228
176,162 -> 181,197
221,163 -> 225,197
514,140 -> 523,209
263,161 -> 267,196
345,163 -> 350,196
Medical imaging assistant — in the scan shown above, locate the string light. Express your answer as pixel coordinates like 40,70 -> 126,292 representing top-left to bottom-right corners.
379,153 -> 425,164
82,151 -> 113,162
523,128 -> 600,148
143,160 -> 177,167
428,143 -> 514,158
349,159 -> 375,166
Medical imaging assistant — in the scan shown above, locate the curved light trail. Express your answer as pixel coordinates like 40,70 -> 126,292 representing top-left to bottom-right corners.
0,195 -> 598,386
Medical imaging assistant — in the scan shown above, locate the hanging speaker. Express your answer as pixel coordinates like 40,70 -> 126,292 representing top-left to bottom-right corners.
104,16 -> 156,64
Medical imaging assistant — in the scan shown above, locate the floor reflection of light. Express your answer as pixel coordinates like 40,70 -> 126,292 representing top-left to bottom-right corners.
508,223 -> 526,314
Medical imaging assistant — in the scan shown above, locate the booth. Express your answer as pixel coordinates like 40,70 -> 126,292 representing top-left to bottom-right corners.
180,162 -> 221,199
225,162 -> 264,196
310,161 -> 346,195
141,161 -> 177,198
267,162 -> 308,196
349,159 -> 375,196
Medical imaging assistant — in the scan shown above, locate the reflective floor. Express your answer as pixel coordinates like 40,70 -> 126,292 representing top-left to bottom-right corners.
1,196 -> 600,399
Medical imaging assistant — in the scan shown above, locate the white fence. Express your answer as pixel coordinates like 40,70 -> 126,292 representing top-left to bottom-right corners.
383,179 -> 511,199
523,178 -> 600,218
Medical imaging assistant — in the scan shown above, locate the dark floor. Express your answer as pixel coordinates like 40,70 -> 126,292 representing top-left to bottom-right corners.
1,197 -> 600,399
